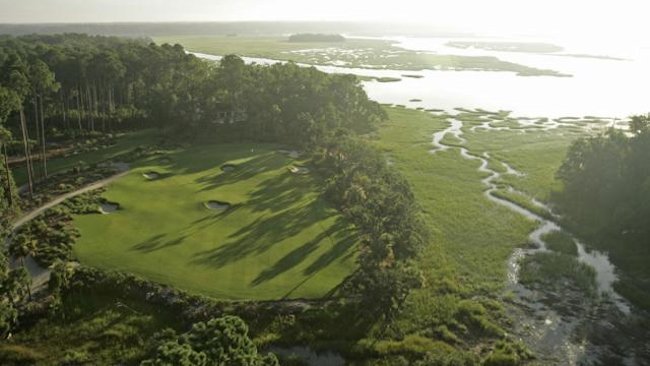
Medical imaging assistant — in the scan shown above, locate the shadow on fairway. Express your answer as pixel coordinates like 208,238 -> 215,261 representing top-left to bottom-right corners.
250,218 -> 358,286
132,233 -> 189,253
196,153 -> 281,191
191,198 -> 356,284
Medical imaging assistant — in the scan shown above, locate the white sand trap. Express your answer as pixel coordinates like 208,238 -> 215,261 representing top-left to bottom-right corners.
143,171 -> 160,180
289,166 -> 310,175
221,164 -> 236,172
99,202 -> 119,214
204,200 -> 231,211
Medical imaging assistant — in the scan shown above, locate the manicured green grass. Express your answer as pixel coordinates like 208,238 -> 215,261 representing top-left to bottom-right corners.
12,130 -> 159,186
154,35 -> 567,76
73,143 -> 358,300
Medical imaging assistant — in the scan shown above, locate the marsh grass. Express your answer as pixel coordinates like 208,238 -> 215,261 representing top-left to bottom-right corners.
520,252 -> 597,295
154,36 -> 568,76
375,108 -> 533,344
541,231 -> 577,256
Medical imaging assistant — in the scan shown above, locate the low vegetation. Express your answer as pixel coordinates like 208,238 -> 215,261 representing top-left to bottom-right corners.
12,207 -> 79,267
288,33 -> 345,42
154,35 -> 570,76
519,252 -> 596,295
541,230 -> 577,256
374,107 -> 535,361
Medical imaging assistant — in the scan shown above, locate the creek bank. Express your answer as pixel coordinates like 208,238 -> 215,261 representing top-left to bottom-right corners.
429,112 -> 645,364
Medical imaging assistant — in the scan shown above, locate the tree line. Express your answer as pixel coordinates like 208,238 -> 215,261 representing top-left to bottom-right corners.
315,132 -> 428,323
0,33 -> 383,197
555,115 -> 649,243
0,33 -> 422,338
554,115 -> 650,308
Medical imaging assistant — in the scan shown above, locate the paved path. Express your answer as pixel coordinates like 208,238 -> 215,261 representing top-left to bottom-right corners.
5,164 -> 130,290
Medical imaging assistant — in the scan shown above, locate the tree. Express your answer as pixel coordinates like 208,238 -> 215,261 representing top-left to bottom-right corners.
0,251 -> 29,337
1,56 -> 35,197
629,114 -> 649,135
142,341 -> 208,366
28,59 -> 60,178
8,232 -> 37,299
0,87 -> 21,211
142,316 -> 278,366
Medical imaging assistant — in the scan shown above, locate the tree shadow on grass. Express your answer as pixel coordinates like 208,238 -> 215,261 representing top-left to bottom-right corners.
190,200 -> 327,268
195,152 -> 286,192
249,217 -> 357,287
245,170 -> 316,213
303,227 -> 358,276
156,143 -> 280,176
249,229 -> 331,287
131,233 -> 188,253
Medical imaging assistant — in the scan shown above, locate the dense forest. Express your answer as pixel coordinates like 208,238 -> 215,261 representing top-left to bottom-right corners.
0,33 -> 383,196
0,33 -> 431,363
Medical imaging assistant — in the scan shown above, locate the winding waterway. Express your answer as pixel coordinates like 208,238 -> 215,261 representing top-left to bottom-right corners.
429,114 -> 641,364
191,36 -> 648,363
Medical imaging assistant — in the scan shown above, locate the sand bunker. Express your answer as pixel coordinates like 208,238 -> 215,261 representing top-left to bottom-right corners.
289,166 -> 310,175
143,171 -> 160,180
99,202 -> 119,214
204,200 -> 231,211
221,164 -> 237,172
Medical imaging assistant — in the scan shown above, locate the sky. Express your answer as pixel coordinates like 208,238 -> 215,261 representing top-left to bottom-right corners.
0,0 -> 646,41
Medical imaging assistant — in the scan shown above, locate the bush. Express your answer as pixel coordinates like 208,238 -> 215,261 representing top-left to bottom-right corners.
0,345 -> 44,364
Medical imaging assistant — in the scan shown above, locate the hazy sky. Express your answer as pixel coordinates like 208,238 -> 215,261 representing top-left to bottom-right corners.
0,0 -> 646,40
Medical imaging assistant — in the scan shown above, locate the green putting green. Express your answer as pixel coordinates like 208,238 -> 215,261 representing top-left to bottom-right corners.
73,143 -> 358,300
